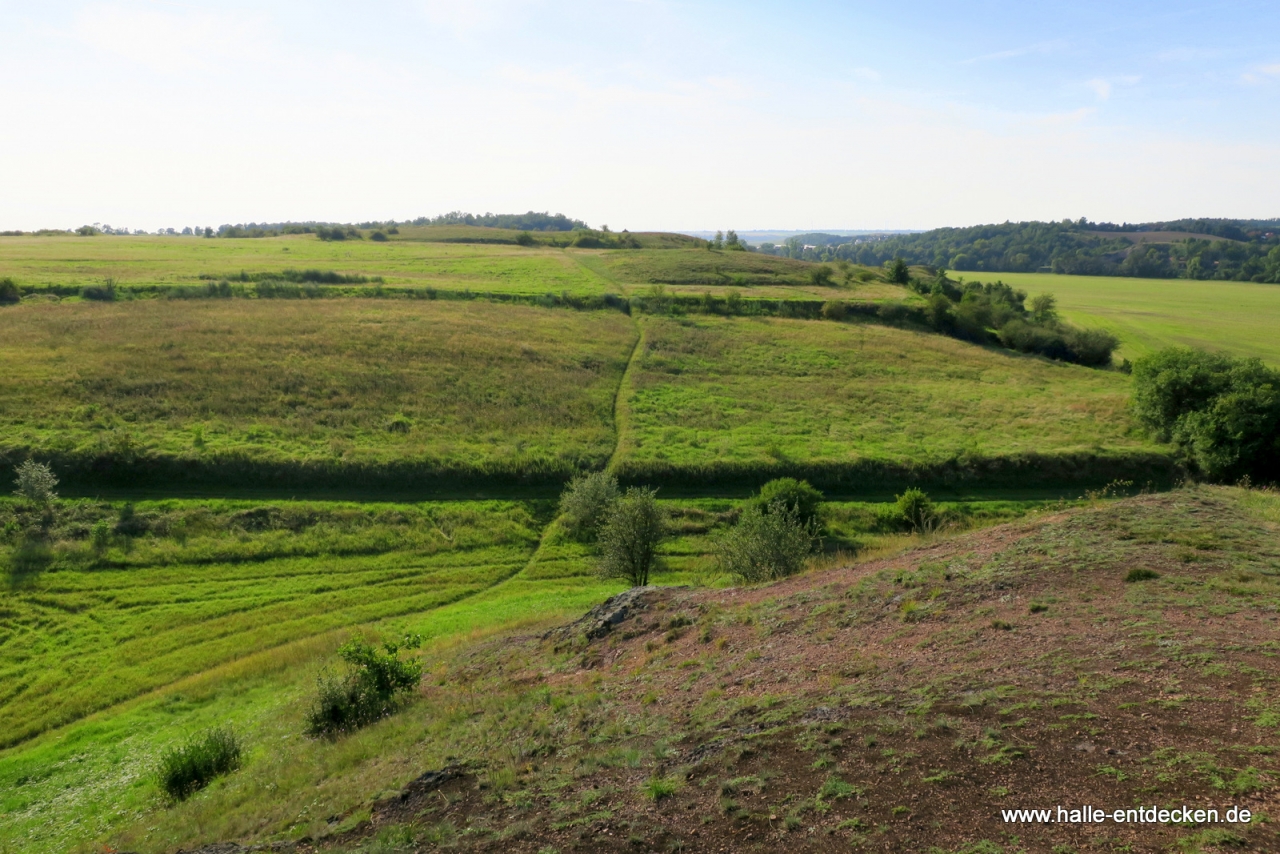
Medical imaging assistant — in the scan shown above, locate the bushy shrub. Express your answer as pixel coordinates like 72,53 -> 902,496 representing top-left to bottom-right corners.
751,478 -> 823,528
810,265 -> 835,287
515,231 -> 536,246
558,471 -> 620,540
597,487 -> 666,587
820,300 -> 846,320
369,230 -> 388,242
0,277 -> 20,304
306,636 -> 423,737
1133,348 -> 1280,481
157,727 -> 243,801
877,301 -> 911,324
90,519 -> 112,556
12,459 -> 57,505
715,500 -> 817,583
882,488 -> 937,533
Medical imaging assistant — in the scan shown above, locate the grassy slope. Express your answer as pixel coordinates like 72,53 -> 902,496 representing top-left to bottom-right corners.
966,271 -> 1280,365
66,486 -> 1280,854
0,299 -> 636,486
0,496 -> 1054,853
613,315 -> 1169,489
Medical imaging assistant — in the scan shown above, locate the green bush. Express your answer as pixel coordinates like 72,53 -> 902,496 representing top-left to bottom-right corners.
306,636 -> 423,737
820,300 -> 846,320
558,471 -> 620,540
90,519 -> 111,556
715,500 -> 817,583
751,477 -> 823,527
810,265 -> 834,287
1133,348 -> 1280,481
12,459 -> 57,505
886,257 -> 910,285
80,278 -> 116,301
1124,568 -> 1160,583
0,277 -> 20,304
888,488 -> 937,533
515,231 -> 536,246
369,230 -> 389,242
157,727 -> 243,801
597,487 -> 666,587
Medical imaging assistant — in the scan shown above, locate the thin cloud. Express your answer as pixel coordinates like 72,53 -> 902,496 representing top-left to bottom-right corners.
1087,78 -> 1111,100
1241,62 -> 1280,84
961,39 -> 1067,65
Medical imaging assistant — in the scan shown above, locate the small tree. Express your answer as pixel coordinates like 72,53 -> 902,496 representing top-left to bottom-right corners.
715,500 -> 817,583
558,471 -> 620,540
13,460 -> 57,505
0,278 -> 20,304
1029,293 -> 1058,324
810,265 -> 835,287
886,258 -> 910,285
597,487 -> 666,587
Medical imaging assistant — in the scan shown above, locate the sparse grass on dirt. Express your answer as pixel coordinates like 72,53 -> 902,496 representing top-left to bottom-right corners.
60,485 -> 1280,854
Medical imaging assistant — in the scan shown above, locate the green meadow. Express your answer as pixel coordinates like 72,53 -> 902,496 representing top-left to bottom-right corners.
613,314 -> 1169,488
964,270 -> 1280,365
0,299 -> 636,488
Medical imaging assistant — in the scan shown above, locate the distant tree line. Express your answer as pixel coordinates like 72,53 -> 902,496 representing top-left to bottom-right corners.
764,219 -> 1280,282
410,211 -> 588,231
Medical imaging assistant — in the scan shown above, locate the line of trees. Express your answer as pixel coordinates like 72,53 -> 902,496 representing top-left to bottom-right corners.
776,219 -> 1280,282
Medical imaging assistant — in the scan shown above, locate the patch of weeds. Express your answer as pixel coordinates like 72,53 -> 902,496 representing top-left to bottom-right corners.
817,776 -> 858,801
921,769 -> 955,784
1125,568 -> 1160,583
990,619 -> 1014,631
1029,603 -> 1049,614
641,776 -> 679,801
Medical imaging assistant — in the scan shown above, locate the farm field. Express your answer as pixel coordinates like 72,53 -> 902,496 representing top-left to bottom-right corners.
0,234 -> 613,297
613,314 -> 1171,488
0,299 -> 636,489
969,270 -> 1280,365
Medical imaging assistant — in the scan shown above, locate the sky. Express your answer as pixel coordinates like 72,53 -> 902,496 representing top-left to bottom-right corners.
1,0 -> 1278,232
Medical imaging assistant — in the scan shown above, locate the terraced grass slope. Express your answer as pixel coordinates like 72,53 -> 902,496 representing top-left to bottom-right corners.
613,314 -> 1173,490
0,299 -> 637,489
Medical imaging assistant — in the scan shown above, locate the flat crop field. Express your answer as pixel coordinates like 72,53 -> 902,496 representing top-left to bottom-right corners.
613,315 -> 1169,488
966,270 -> 1280,364
0,299 -> 636,487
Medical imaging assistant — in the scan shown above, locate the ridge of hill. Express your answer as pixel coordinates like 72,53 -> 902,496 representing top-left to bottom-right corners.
92,486 -> 1280,853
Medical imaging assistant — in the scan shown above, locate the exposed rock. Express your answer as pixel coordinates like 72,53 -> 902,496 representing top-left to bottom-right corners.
542,586 -> 657,644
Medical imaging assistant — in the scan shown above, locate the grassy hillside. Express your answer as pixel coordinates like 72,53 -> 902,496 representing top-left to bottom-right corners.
0,494 -> 1061,853
613,315 -> 1171,489
8,487 -> 1267,853
960,271 -> 1280,366
0,299 -> 636,489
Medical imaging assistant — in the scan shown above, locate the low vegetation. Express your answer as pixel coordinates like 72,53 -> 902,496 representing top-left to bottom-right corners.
157,727 -> 243,801
306,637 -> 423,737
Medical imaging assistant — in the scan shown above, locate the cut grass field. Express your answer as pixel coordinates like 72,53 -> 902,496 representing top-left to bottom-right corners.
966,270 -> 1280,365
6,487 -> 1273,853
613,314 -> 1172,489
0,299 -> 636,488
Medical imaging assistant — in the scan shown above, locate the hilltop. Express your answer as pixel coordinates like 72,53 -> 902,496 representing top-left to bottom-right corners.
92,486 -> 1280,853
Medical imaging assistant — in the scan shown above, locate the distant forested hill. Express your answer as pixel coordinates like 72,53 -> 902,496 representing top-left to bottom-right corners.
759,218 -> 1280,282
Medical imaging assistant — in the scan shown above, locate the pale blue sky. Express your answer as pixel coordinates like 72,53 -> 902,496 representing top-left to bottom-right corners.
1,1 -> 1277,231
